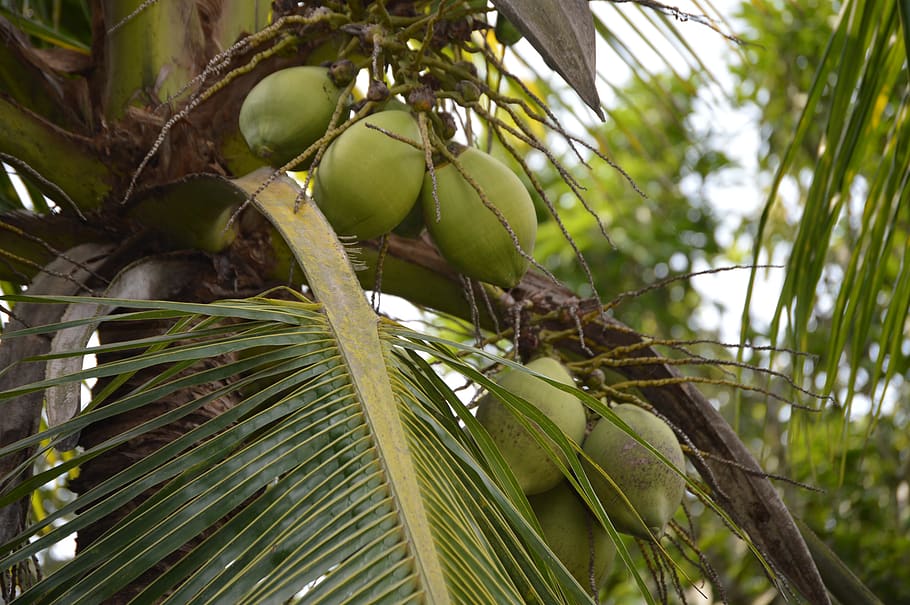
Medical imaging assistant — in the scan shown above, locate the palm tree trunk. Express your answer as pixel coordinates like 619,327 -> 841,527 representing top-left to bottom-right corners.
67,260 -> 248,603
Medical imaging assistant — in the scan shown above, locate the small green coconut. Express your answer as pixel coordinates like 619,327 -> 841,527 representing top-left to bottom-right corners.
421,146 -> 537,288
239,66 -> 344,170
476,357 -> 586,495
582,404 -> 686,539
314,110 -> 426,240
529,481 -> 616,593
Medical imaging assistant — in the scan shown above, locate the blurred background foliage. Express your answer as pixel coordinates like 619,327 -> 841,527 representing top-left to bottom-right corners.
523,0 -> 908,603
534,71 -> 726,339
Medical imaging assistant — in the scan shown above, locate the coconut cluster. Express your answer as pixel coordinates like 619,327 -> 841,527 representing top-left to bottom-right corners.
476,357 -> 687,592
238,66 -> 538,288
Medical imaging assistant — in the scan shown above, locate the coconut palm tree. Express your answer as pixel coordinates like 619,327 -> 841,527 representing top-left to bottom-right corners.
0,0 -> 901,602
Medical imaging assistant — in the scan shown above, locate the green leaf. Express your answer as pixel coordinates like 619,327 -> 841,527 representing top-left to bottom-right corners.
0,292 -> 600,603
900,0 -> 910,74
0,7 -> 90,53
745,0 -> 909,437
0,169 -> 603,602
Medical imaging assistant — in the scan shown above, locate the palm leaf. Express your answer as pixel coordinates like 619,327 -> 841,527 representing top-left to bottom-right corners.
0,167 -> 598,602
0,291 -> 599,603
388,326 -> 783,604
744,0 -> 909,457
0,6 -> 90,53
491,0 -> 602,117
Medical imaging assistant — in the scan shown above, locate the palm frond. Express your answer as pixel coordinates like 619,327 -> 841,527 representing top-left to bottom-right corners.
745,0 -> 909,445
388,325 -> 786,604
0,292 -> 601,603
0,164 -> 603,602
0,6 -> 90,53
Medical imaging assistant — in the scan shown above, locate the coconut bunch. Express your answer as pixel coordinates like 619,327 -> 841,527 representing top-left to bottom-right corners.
235,2 -> 545,289
476,357 -> 687,594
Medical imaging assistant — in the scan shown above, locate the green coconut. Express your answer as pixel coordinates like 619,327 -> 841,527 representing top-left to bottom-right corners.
528,481 -> 616,592
421,146 -> 537,288
392,199 -> 425,238
476,357 -> 586,495
314,110 -> 426,240
239,66 -> 344,170
582,404 -> 686,539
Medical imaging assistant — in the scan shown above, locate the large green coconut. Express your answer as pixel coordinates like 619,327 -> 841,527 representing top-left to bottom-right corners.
314,110 -> 426,241
528,481 -> 616,593
476,357 -> 586,495
239,66 -> 344,170
421,146 -> 537,288
582,404 -> 686,539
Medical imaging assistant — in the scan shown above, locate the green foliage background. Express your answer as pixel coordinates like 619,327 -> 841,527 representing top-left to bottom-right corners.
525,1 -> 909,602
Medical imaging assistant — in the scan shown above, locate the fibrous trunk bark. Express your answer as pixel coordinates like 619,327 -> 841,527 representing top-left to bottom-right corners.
67,255 -> 256,604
